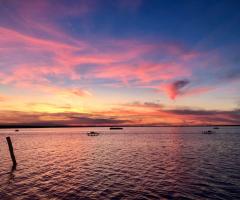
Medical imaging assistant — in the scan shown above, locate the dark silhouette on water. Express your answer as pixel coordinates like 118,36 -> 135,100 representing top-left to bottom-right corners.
7,165 -> 17,185
202,130 -> 215,134
6,137 -> 17,168
87,131 -> 100,136
110,127 -> 123,130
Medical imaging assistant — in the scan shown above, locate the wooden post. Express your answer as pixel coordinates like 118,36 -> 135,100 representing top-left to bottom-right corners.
6,137 -> 17,167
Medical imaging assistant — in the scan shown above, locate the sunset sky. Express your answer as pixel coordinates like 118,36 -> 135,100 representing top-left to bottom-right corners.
0,0 -> 240,126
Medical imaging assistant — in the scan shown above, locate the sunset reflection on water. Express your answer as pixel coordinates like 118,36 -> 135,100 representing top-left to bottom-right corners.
0,127 -> 240,199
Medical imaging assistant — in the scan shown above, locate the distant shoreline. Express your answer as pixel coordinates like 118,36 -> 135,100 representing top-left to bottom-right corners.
0,125 -> 239,129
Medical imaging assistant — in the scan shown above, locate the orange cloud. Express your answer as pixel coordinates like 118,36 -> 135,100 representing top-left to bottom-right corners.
0,101 -> 239,126
0,94 -> 7,101
101,103 -> 240,126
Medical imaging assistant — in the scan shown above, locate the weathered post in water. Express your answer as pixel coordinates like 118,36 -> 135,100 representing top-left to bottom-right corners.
6,137 -> 17,167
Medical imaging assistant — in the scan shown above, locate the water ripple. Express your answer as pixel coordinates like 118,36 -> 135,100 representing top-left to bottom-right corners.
0,127 -> 240,199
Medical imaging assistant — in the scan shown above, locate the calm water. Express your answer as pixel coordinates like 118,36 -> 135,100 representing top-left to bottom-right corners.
0,127 -> 240,200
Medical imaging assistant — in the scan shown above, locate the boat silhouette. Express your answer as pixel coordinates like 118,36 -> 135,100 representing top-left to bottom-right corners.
110,127 -> 123,130
87,131 -> 100,136
202,130 -> 215,134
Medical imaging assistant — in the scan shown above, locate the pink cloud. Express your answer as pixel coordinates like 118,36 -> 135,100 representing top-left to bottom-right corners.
0,27 -> 81,50
185,86 -> 213,96
0,26 -> 194,75
163,79 -> 190,100
161,79 -> 214,100
17,81 -> 92,98
0,24 -> 204,100
70,88 -> 92,97
1,1 -> 230,103
90,62 -> 190,86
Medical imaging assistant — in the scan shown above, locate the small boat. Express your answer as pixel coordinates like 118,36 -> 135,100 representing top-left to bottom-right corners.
110,127 -> 123,130
202,130 -> 215,134
15,129 -> 19,132
87,131 -> 100,136
213,127 -> 219,129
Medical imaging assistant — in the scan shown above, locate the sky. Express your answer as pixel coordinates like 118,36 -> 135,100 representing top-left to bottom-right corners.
0,0 -> 240,126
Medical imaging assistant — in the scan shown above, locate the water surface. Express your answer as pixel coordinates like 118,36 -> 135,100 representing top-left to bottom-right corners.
0,127 -> 240,199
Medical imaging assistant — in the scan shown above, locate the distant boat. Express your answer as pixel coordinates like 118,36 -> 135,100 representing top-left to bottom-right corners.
213,127 -> 219,129
15,129 -> 19,132
87,131 -> 100,136
202,130 -> 215,134
110,127 -> 123,130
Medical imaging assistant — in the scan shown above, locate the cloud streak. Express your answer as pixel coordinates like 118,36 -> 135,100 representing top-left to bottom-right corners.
0,25 -> 199,100
0,111 -> 130,126
0,106 -> 239,126
109,102 -> 240,125
0,23 -> 237,103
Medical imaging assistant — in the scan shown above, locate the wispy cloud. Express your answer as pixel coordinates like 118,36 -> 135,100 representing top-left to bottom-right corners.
0,25 -> 199,100
1,23 -> 236,102
0,100 -> 239,126
107,102 -> 240,125
0,111 -> 130,126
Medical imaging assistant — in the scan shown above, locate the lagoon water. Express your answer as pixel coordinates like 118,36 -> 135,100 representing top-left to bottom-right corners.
0,127 -> 240,199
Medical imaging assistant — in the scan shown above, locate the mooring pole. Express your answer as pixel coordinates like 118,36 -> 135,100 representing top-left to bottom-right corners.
6,137 -> 17,167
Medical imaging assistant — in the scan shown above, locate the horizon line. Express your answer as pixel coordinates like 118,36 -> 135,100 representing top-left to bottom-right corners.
0,124 -> 240,129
